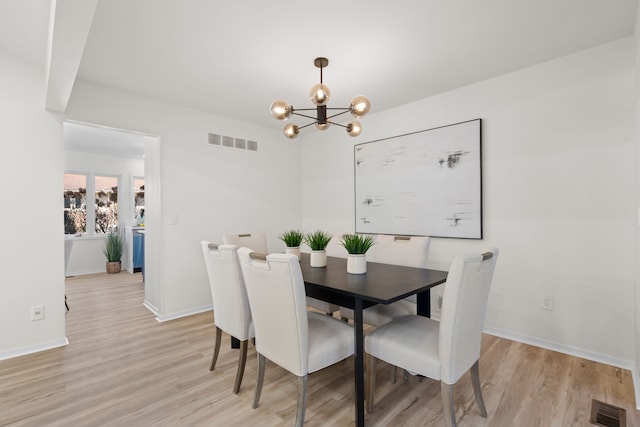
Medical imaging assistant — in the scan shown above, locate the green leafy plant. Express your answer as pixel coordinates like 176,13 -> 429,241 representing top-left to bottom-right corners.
304,230 -> 332,251
340,233 -> 376,255
279,229 -> 305,247
103,230 -> 126,262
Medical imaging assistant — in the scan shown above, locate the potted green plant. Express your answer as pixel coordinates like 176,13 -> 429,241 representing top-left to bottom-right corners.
340,233 -> 376,274
279,229 -> 304,258
304,230 -> 332,267
103,230 -> 126,274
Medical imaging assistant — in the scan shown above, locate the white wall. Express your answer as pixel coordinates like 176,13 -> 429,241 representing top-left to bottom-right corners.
63,81 -> 302,320
302,38 -> 637,367
64,150 -> 145,275
0,49 -> 67,359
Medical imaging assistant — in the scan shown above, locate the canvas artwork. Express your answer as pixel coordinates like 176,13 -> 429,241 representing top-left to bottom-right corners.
354,119 -> 482,239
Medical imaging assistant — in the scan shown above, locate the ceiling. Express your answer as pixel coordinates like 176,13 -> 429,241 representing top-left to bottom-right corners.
1,0 -> 638,136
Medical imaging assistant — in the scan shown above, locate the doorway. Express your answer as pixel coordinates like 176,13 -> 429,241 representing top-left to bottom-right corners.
62,120 -> 161,315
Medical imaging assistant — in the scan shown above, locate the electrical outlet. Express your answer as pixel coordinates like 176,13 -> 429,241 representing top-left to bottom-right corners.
31,305 -> 45,321
542,295 -> 553,310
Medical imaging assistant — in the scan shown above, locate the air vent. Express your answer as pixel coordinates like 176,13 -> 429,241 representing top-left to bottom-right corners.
591,400 -> 626,427
207,133 -> 258,152
208,133 -> 221,146
222,136 -> 234,148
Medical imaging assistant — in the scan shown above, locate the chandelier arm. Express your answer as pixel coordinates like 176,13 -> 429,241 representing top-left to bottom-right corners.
298,121 -> 318,130
326,110 -> 351,120
326,120 -> 348,129
292,112 -> 319,121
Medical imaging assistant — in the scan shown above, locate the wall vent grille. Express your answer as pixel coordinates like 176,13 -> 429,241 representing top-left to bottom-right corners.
590,399 -> 626,427
208,133 -> 221,146
222,136 -> 234,148
208,133 -> 258,152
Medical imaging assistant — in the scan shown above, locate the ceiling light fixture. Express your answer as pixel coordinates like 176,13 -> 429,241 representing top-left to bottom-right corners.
270,57 -> 371,139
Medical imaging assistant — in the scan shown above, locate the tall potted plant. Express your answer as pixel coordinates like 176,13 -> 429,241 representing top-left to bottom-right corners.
279,229 -> 304,259
103,230 -> 125,274
304,230 -> 332,267
340,233 -> 375,274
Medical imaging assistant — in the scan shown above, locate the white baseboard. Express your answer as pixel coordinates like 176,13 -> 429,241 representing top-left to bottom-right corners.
484,327 -> 634,371
142,300 -> 160,316
0,338 -> 69,361
153,304 -> 213,323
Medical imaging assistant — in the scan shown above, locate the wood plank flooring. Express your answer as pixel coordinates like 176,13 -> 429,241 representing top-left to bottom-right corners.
0,272 -> 638,426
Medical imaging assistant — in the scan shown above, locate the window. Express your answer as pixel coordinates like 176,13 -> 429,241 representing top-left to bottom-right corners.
94,175 -> 119,233
64,173 -> 120,235
64,174 -> 87,235
134,177 -> 145,223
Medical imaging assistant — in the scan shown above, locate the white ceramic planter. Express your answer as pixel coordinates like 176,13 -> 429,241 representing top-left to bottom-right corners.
310,250 -> 327,267
347,254 -> 367,274
285,246 -> 301,259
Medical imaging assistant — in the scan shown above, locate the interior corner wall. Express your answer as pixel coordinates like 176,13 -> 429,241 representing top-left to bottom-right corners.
0,49 -> 67,358
63,81 -> 302,319
301,37 -> 637,367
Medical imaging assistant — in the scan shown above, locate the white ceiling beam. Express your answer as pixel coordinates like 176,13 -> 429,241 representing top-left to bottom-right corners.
45,0 -> 98,112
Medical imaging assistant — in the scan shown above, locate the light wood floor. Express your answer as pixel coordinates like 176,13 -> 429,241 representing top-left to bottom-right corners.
1,272 -> 638,426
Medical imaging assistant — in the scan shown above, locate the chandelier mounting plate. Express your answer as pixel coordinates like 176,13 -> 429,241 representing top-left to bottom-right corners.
314,57 -> 329,68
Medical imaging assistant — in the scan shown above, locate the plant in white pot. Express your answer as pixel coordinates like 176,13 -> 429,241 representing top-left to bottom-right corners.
304,230 -> 332,267
279,229 -> 304,259
103,230 -> 125,274
340,233 -> 375,274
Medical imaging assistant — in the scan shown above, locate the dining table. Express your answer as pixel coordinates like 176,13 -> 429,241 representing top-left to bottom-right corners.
298,253 -> 448,427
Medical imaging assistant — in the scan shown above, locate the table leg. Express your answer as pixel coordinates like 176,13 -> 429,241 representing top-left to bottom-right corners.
354,298 -> 365,427
416,289 -> 431,318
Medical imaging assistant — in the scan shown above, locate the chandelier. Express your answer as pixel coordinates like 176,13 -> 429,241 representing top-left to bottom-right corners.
270,57 -> 371,139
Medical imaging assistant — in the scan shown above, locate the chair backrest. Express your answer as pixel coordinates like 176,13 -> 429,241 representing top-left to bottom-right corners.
438,248 -> 499,384
222,233 -> 268,254
367,235 -> 430,268
200,242 -> 252,340
237,247 -> 310,377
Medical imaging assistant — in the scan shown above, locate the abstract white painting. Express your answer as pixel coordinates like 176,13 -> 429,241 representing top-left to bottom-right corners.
354,119 -> 482,239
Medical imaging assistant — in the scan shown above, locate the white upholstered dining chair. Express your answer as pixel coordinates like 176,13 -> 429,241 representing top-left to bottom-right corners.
340,235 -> 431,326
365,248 -> 499,427
237,248 -> 354,427
200,241 -> 254,394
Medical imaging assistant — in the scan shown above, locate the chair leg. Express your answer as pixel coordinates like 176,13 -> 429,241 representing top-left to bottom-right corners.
470,360 -> 487,417
441,382 -> 456,427
391,365 -> 397,384
295,375 -> 307,427
209,327 -> 222,371
65,294 -> 70,311
403,369 -> 409,382
366,354 -> 376,413
252,353 -> 265,409
232,340 -> 248,394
